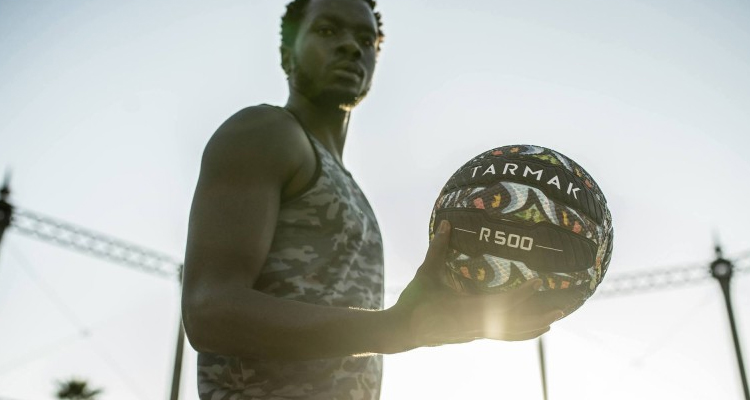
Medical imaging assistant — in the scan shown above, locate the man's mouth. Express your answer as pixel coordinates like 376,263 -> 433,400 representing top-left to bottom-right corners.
332,63 -> 364,81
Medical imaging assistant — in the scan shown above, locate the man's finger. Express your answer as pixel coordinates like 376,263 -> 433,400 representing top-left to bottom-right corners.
492,326 -> 551,342
476,278 -> 542,311
502,309 -> 564,335
421,219 -> 452,272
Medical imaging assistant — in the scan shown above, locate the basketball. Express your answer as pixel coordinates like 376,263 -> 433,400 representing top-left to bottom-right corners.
429,144 -> 614,316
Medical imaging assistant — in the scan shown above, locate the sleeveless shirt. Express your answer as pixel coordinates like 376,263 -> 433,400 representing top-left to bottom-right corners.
197,106 -> 385,400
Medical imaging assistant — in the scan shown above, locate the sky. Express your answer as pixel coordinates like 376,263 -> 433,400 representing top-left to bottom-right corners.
1,0 -> 749,399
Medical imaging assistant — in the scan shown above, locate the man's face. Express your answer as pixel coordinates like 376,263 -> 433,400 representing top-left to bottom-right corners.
284,0 -> 379,109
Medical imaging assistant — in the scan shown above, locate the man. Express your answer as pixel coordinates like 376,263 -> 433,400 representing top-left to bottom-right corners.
181,0 -> 564,398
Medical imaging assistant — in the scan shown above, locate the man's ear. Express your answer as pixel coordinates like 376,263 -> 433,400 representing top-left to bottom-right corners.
280,45 -> 292,76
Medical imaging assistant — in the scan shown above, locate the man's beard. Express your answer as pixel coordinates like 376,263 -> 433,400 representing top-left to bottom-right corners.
291,60 -> 369,110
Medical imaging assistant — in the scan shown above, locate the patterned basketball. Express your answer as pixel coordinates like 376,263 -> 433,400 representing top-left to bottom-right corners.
429,144 -> 614,315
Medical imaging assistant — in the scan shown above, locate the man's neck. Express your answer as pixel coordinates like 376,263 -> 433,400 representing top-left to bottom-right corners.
285,95 -> 351,164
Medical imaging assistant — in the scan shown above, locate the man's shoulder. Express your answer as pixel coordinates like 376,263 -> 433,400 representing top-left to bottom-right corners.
201,104 -> 312,179
204,105 -> 311,161
209,104 -> 305,149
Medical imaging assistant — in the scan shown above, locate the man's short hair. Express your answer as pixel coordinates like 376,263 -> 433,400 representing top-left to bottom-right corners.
281,0 -> 385,52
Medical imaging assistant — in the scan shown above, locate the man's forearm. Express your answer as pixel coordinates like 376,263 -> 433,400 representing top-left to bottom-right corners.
183,287 -> 412,360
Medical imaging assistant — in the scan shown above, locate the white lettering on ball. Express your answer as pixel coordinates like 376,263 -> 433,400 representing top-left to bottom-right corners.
467,162 -> 581,201
479,227 -> 534,251
523,166 -> 543,181
547,175 -> 561,190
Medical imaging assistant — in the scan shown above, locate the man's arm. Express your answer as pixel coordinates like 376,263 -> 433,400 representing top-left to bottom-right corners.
181,106 -> 406,360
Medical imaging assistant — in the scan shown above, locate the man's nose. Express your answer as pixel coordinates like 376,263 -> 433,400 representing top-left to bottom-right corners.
336,33 -> 362,59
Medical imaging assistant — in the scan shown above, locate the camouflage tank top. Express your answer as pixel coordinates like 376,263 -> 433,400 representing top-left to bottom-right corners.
197,106 -> 385,400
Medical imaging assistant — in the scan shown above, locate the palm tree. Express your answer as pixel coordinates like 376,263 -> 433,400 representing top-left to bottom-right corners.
55,378 -> 103,400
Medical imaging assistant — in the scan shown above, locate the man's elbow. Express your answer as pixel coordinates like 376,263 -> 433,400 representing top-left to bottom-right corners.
181,293 -> 218,354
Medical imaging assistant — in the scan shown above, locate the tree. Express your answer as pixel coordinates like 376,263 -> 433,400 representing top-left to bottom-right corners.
55,378 -> 103,400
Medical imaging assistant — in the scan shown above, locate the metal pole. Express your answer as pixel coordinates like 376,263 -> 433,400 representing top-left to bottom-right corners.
538,337 -> 548,400
711,246 -> 750,400
169,318 -> 185,400
717,278 -> 749,400
169,265 -> 185,400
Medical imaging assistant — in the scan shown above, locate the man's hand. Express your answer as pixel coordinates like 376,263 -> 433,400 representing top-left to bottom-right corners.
391,220 -> 564,349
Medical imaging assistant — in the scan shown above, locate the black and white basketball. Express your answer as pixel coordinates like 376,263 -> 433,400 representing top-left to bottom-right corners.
429,144 -> 614,315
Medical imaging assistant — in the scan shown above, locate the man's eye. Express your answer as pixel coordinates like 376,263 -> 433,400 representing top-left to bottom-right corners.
360,37 -> 375,47
317,27 -> 335,36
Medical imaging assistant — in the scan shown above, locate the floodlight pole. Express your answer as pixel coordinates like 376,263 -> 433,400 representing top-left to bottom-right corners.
169,265 -> 185,400
710,245 -> 749,400
169,317 -> 185,400
538,337 -> 548,400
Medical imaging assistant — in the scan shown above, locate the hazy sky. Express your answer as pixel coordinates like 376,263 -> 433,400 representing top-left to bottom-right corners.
1,0 -> 749,399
